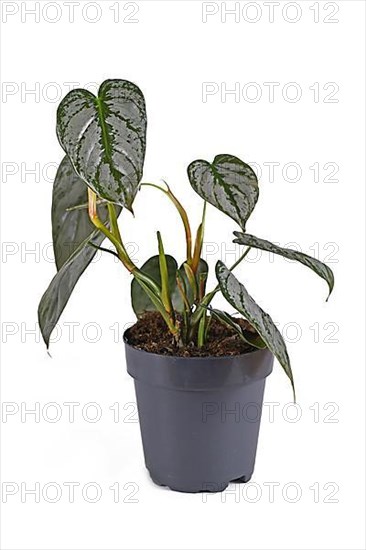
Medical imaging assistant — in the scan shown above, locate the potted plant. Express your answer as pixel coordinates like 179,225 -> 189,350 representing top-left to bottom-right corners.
38,79 -> 334,493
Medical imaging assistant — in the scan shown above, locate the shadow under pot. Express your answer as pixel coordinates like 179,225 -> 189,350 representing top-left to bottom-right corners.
124,329 -> 273,494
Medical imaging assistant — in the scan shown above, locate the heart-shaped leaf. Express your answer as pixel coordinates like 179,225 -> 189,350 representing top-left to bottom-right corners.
57,79 -> 147,210
233,232 -> 334,300
188,154 -> 259,230
131,255 -> 178,317
209,308 -> 266,349
38,157 -> 121,347
216,261 -> 295,399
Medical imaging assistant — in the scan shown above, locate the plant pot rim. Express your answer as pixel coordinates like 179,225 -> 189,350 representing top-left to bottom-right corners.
124,327 -> 274,391
123,327 -> 264,361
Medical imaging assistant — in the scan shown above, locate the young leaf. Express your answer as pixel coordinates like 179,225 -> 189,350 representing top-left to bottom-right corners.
191,201 -> 206,273
183,262 -> 198,301
133,277 -> 177,335
175,270 -> 191,312
172,259 -> 209,312
192,222 -> 204,273
210,309 -> 266,349
216,260 -> 295,399
188,154 -> 259,230
233,232 -> 334,300
198,271 -> 208,301
131,255 -> 178,317
57,79 -> 147,210
157,231 -> 173,314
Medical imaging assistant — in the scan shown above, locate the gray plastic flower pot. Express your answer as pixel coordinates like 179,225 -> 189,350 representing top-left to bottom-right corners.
124,329 -> 274,493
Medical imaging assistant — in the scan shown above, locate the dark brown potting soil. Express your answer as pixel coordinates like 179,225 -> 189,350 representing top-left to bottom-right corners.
126,311 -> 259,357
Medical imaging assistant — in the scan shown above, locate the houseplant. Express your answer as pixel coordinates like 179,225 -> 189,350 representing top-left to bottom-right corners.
38,79 -> 334,493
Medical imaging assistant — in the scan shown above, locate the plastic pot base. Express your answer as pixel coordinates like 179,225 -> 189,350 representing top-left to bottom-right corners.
149,470 -> 253,493
124,330 -> 273,494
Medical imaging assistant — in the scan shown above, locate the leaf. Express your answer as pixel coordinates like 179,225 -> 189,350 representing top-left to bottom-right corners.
157,231 -> 173,314
39,157 -> 122,347
57,79 -> 147,210
131,255 -> 178,317
216,261 -> 295,399
233,232 -> 334,300
183,263 -> 198,301
52,156 -> 109,269
188,154 -> 259,230
210,308 -> 266,349
39,239 -> 100,348
172,259 -> 209,312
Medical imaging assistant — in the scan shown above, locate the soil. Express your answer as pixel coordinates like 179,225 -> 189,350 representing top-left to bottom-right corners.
126,311 -> 259,357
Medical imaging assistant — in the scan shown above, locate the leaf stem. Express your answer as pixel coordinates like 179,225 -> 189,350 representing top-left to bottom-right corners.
197,313 -> 207,347
192,201 -> 206,273
66,199 -> 108,212
88,189 -> 178,337
141,182 -> 193,264
107,203 -> 122,240
228,246 -> 252,272
88,242 -> 120,259
135,277 -> 179,337
191,246 -> 252,327
88,189 -> 135,272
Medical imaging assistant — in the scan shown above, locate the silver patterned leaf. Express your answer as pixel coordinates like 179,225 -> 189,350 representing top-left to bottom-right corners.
39,238 -> 101,348
188,154 -> 259,230
233,232 -> 334,300
209,308 -> 266,349
216,261 -> 295,398
57,79 -> 147,210
52,156 -> 112,270
39,156 -> 121,347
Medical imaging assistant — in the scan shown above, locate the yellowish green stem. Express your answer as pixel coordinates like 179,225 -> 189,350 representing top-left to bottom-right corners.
197,313 -> 207,347
88,189 -> 135,272
88,189 -> 179,338
191,246 -> 252,327
141,182 -> 193,264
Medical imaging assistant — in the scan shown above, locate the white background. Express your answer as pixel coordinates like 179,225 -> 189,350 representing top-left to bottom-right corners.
1,1 -> 365,549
